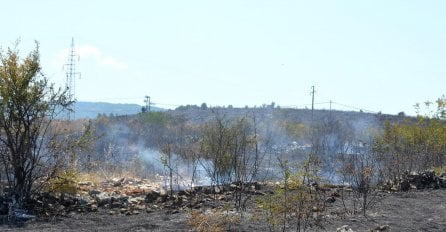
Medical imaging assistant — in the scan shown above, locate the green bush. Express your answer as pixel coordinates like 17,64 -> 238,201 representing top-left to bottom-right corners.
433,166 -> 446,176
48,169 -> 79,194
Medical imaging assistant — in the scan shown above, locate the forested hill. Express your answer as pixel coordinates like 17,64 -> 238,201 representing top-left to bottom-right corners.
74,102 -> 407,126
164,105 -> 406,127
100,105 -> 408,151
82,105 -> 409,178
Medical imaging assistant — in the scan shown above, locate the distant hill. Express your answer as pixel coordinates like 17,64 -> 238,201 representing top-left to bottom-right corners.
72,102 -> 163,119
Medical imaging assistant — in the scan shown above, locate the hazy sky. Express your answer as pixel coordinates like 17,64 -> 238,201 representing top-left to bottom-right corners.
2,1 -> 446,115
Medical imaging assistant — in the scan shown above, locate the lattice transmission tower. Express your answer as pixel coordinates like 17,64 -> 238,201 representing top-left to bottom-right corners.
64,38 -> 81,120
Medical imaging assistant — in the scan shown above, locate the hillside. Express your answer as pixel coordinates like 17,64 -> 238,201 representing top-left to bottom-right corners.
73,101 -> 163,119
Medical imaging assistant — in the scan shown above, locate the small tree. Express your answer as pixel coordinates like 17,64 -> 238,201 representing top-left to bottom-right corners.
0,42 -> 72,207
200,113 -> 235,186
339,141 -> 379,216
199,112 -> 262,189
258,155 -> 325,232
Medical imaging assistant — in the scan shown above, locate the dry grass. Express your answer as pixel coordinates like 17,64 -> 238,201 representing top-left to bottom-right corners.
187,207 -> 241,232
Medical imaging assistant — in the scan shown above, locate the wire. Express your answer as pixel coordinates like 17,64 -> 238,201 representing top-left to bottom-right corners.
330,102 -> 377,113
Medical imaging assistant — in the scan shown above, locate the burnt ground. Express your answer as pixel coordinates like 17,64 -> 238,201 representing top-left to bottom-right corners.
0,188 -> 445,232
324,189 -> 446,231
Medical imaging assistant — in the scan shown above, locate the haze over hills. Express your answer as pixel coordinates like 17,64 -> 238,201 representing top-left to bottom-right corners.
71,101 -> 407,121
73,101 -> 163,119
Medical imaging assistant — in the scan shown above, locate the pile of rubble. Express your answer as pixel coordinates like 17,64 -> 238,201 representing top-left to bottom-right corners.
5,171 -> 444,221
0,178 -> 266,219
383,170 -> 446,191
27,177 -> 160,217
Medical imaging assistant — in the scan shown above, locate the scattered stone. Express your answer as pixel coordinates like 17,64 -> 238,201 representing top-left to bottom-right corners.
111,201 -> 124,209
113,178 -> 125,187
78,181 -> 94,186
330,190 -> 341,198
177,190 -> 190,197
94,192 -> 111,207
389,170 -> 446,191
89,189 -> 101,195
250,191 -> 265,196
325,196 -> 336,203
168,209 -> 179,214
337,225 -> 354,232
145,191 -> 160,204
89,204 -> 98,212
373,225 -> 390,231
128,196 -> 145,204
159,188 -> 168,197
3,180 -> 276,223
77,195 -> 94,206
133,205 -> 146,211
125,209 -> 140,215
400,179 -> 410,191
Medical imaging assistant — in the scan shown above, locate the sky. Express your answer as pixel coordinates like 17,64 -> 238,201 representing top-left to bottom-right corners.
1,0 -> 446,115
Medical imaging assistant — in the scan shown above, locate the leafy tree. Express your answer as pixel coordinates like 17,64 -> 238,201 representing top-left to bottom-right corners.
0,42 -> 72,206
374,116 -> 446,182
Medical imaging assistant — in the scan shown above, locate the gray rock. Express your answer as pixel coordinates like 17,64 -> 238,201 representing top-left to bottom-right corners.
128,196 -> 145,204
337,225 -> 354,232
78,181 -> 94,186
159,188 -> 168,197
94,192 -> 111,207
113,178 -> 125,187
89,204 -> 98,212
77,195 -> 94,205
111,201 -> 124,209
145,191 -> 160,203
325,196 -> 336,203
89,189 -> 101,195
374,225 -> 390,231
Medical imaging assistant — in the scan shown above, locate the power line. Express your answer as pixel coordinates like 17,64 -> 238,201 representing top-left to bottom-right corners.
281,101 -> 377,113
151,102 -> 181,107
79,97 -> 142,102
330,101 -> 377,113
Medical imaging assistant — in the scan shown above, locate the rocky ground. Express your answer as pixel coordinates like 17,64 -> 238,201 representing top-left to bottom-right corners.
0,171 -> 445,231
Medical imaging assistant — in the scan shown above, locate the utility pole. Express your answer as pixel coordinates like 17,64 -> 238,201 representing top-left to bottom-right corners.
311,86 -> 315,120
329,100 -> 333,119
144,95 -> 151,112
310,86 -> 316,154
